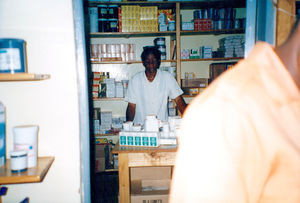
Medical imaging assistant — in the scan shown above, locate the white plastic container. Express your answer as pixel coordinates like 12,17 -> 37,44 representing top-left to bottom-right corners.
123,121 -> 133,131
13,125 -> 38,168
144,115 -> 159,132
0,38 -> 27,73
131,124 -> 142,132
10,150 -> 28,173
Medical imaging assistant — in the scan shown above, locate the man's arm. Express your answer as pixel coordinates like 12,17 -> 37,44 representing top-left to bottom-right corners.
126,102 -> 136,121
174,95 -> 187,115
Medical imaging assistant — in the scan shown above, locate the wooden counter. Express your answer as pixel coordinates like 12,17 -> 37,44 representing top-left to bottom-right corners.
0,156 -> 54,185
112,142 -> 177,203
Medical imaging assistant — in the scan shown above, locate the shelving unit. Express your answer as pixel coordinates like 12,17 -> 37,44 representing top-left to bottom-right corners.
88,3 -> 245,98
88,0 -> 246,127
87,1 -> 246,202
0,73 -> 50,82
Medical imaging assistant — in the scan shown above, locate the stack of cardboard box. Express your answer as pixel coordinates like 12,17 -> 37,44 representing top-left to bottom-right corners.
130,166 -> 171,203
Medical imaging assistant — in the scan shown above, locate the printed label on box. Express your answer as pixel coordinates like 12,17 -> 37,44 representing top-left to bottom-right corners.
127,136 -> 134,145
150,137 -> 157,147
120,135 -> 126,145
142,136 -> 149,146
135,136 -> 142,146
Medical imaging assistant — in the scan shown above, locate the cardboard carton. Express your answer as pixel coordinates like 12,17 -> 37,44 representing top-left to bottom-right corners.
130,167 -> 172,203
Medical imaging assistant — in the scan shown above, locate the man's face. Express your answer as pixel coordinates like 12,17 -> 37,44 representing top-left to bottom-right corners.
143,53 -> 159,73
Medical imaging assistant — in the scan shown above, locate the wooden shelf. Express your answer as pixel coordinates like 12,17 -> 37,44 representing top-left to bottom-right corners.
95,133 -> 119,137
91,58 -> 241,65
90,31 -> 176,38
91,59 -> 175,64
90,29 -> 244,38
0,73 -> 50,82
181,57 -> 243,62
180,29 -> 245,35
0,156 -> 54,185
88,1 -> 245,8
93,98 -> 124,101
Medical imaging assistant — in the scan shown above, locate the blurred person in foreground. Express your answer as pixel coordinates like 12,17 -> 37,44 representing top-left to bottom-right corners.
170,18 -> 300,202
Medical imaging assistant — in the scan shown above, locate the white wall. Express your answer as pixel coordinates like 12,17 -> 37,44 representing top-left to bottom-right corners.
0,0 -> 81,202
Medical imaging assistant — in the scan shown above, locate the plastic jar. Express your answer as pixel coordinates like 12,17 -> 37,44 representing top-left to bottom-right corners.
168,21 -> 175,31
97,5 -> 108,19
108,5 -> 118,19
10,150 -> 28,173
98,19 -> 108,32
0,38 -> 27,73
154,37 -> 166,46
108,18 -> 118,32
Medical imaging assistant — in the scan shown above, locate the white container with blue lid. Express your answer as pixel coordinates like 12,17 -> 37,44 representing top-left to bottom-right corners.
0,38 -> 27,73
10,150 -> 28,173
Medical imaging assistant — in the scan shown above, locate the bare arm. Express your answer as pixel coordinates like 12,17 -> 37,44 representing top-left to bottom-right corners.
174,95 -> 187,116
126,102 -> 136,121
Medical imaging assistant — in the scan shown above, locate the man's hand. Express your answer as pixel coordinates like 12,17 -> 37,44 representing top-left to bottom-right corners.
174,95 -> 187,116
126,102 -> 136,121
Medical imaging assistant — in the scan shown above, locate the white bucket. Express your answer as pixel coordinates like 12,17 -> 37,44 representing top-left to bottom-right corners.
13,125 -> 38,168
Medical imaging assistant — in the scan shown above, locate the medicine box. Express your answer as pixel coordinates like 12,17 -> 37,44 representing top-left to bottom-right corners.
181,78 -> 208,88
119,132 -> 159,147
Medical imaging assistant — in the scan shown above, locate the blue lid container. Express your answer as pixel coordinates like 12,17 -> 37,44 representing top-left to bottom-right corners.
0,38 -> 27,73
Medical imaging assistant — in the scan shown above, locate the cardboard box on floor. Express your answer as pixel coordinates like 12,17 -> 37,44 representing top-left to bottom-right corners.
95,143 -> 114,172
95,144 -> 105,172
130,166 -> 171,203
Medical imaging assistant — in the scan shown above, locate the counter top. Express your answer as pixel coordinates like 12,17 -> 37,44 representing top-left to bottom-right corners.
112,141 -> 177,154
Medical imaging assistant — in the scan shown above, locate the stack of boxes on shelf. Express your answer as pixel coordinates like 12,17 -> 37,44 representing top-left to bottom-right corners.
93,107 -> 113,135
100,111 -> 113,134
180,35 -> 244,59
92,72 -> 129,99
88,4 -> 120,33
218,35 -> 244,58
93,100 -> 126,135
89,4 -> 176,33
158,9 -> 175,31
119,115 -> 181,147
182,73 -> 208,96
95,141 -> 115,172
182,7 -> 245,31
93,72 -> 108,99
140,6 -> 158,32
209,62 -> 236,82
183,46 -> 213,59
90,43 -> 135,62
104,78 -> 116,98
121,6 -> 158,32
93,101 -> 126,135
